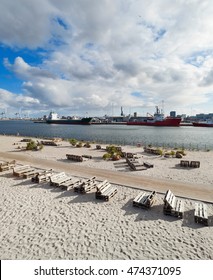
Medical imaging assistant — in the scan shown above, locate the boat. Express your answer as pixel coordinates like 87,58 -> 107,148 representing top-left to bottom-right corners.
192,119 -> 213,127
46,112 -> 92,125
127,106 -> 181,126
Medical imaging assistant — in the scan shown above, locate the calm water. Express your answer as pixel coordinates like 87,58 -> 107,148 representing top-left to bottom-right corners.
0,120 -> 212,149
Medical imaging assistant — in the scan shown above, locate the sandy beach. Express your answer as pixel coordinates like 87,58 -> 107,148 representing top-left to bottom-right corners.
0,135 -> 213,260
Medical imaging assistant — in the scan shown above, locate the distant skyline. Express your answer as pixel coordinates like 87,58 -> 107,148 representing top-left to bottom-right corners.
1,0 -> 213,117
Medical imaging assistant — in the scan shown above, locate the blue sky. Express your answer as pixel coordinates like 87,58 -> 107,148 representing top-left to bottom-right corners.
1,0 -> 213,118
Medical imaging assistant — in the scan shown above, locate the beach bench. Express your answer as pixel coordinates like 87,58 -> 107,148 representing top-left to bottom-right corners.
143,162 -> 154,168
180,160 -> 190,167
22,169 -> 40,179
133,191 -> 156,209
95,180 -> 117,201
60,178 -> 81,190
74,176 -> 96,193
96,145 -> 101,149
0,160 -> 16,172
190,161 -> 200,168
66,154 -> 83,162
163,189 -> 184,218
194,203 -> 208,226
20,138 -> 32,142
82,155 -> 92,159
13,165 -> 33,177
31,169 -> 54,183
126,158 -> 146,171
40,140 -> 59,146
16,167 -> 36,177
49,172 -> 71,187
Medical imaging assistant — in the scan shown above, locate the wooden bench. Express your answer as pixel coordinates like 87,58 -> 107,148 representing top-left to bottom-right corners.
74,176 -> 96,193
126,158 -> 147,171
13,165 -> 34,177
23,169 -> 40,179
96,145 -> 101,149
163,189 -> 184,218
190,161 -> 200,168
95,180 -> 117,201
194,203 -> 208,226
133,191 -> 156,209
31,170 -> 54,183
180,160 -> 190,167
60,178 -> 81,190
82,155 -> 92,159
40,141 -> 59,146
0,160 -> 16,172
66,154 -> 83,162
143,162 -> 154,168
50,172 -> 73,187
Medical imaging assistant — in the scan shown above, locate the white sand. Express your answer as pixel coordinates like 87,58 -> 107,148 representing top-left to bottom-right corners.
0,135 -> 213,259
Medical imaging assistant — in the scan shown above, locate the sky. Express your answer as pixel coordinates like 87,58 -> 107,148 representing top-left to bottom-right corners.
1,0 -> 213,118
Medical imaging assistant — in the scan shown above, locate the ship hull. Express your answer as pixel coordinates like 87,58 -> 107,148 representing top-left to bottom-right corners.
46,117 -> 92,125
193,122 -> 213,127
127,117 -> 181,126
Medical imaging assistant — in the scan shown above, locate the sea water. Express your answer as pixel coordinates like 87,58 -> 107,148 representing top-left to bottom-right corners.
0,120 -> 212,150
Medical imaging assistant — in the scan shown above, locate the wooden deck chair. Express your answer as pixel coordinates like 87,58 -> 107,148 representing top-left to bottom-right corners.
163,189 -> 184,218
133,191 -> 156,209
194,203 -> 208,226
95,180 -> 117,201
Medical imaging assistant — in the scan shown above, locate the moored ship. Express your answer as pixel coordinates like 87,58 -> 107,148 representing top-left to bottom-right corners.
127,106 -> 181,126
46,112 -> 92,125
192,119 -> 213,127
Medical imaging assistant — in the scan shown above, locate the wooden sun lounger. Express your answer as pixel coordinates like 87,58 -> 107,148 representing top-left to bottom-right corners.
40,141 -> 59,146
22,169 -> 40,179
143,162 -> 154,168
95,180 -> 117,201
13,165 -> 31,176
133,191 -> 156,209
126,158 -> 146,171
31,170 -> 54,183
15,167 -> 35,177
74,176 -> 96,193
60,178 -> 81,190
190,161 -> 200,168
194,203 -> 208,226
49,172 -> 70,186
180,160 -> 190,167
163,189 -> 184,218
52,176 -> 72,187
0,160 -> 16,172
66,154 -> 83,162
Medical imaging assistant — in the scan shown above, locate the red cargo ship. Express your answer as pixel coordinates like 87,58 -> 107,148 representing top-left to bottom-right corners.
127,106 -> 181,126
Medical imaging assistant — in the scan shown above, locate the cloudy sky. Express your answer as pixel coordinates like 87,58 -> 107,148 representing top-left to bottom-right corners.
1,0 -> 213,118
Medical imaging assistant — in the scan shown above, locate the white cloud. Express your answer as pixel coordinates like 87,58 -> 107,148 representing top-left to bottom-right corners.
1,0 -> 213,115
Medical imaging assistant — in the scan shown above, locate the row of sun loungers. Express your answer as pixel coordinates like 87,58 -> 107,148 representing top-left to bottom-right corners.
133,189 -> 209,226
0,161 -> 210,224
